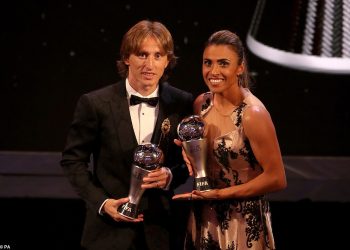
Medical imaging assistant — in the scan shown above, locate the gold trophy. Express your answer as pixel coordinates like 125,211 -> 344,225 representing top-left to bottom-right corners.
177,115 -> 211,192
117,143 -> 163,219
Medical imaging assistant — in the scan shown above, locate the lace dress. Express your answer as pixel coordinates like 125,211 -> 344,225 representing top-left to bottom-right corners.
185,91 -> 275,250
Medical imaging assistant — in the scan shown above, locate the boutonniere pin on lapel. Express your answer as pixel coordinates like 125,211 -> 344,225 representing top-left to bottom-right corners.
158,118 -> 171,146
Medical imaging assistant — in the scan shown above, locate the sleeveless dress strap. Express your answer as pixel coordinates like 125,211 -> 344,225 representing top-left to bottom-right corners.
200,92 -> 213,116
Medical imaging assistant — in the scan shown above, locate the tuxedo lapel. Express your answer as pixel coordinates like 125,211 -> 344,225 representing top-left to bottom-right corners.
152,82 -> 175,156
110,81 -> 138,154
151,101 -> 165,146
151,82 -> 172,145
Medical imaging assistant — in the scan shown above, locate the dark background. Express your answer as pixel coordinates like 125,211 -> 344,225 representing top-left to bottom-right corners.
1,0 -> 349,155
1,0 -> 349,249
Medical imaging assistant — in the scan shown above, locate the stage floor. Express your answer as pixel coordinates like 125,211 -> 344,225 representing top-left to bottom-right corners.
1,151 -> 350,249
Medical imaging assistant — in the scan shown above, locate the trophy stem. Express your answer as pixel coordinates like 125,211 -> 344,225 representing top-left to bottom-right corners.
117,165 -> 151,219
182,138 -> 211,192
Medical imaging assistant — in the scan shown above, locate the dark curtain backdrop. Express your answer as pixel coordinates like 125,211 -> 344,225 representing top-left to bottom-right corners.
1,0 -> 349,155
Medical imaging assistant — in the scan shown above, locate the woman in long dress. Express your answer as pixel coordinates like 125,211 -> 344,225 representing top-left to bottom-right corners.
173,30 -> 287,250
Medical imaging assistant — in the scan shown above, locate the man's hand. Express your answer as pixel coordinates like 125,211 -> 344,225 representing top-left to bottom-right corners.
142,167 -> 170,189
102,198 -> 143,222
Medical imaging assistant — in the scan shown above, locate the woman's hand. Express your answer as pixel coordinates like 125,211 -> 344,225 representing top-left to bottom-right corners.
174,138 -> 194,176
172,189 -> 221,200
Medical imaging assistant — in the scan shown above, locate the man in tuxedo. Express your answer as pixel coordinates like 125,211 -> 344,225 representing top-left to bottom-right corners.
60,20 -> 193,250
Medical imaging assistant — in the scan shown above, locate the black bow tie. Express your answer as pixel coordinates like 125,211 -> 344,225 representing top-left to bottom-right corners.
130,95 -> 159,107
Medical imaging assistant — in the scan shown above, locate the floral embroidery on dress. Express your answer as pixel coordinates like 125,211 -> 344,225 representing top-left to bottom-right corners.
227,241 -> 236,250
234,103 -> 246,127
239,139 -> 258,170
231,169 -> 242,186
213,138 -> 242,186
211,200 -> 233,233
210,198 -> 268,249
242,200 -> 263,248
200,92 -> 213,116
219,169 -> 231,187
213,138 -> 231,170
200,232 -> 221,250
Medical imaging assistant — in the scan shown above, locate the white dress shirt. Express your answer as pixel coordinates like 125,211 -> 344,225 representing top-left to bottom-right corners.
126,79 -> 159,144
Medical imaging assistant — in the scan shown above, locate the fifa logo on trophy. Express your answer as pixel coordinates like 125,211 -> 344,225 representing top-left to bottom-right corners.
177,115 -> 211,192
117,143 -> 163,219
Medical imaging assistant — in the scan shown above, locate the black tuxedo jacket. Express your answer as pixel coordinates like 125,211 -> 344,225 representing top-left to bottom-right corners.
61,80 -> 193,250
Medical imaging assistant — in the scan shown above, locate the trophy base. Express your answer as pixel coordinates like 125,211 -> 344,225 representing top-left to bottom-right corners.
117,202 -> 138,219
194,177 -> 211,192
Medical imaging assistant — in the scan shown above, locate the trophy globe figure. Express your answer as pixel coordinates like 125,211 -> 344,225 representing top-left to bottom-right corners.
117,143 -> 163,219
177,115 -> 211,192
